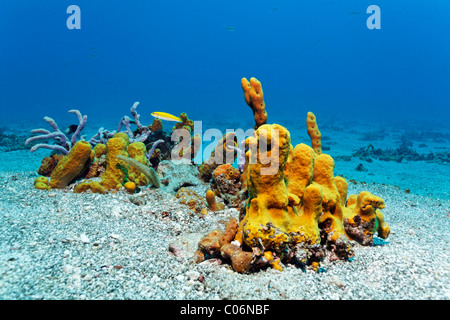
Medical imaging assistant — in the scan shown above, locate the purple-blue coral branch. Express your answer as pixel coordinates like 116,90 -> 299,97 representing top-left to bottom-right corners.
68,109 -> 87,146
25,109 -> 87,154
147,139 -> 164,160
89,127 -> 116,146
30,144 -> 69,155
25,131 -> 68,146
130,101 -> 146,131
117,102 -> 153,143
117,116 -> 133,135
25,116 -> 71,153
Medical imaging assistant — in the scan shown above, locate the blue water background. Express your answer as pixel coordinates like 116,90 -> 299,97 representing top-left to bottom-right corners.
1,0 -> 449,130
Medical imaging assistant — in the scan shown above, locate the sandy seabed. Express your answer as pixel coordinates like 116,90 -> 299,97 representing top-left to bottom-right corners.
0,118 -> 449,300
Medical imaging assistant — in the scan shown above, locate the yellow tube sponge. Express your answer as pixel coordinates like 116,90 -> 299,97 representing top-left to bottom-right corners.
113,132 -> 130,144
284,143 -> 315,201
201,123 -> 390,271
306,111 -> 322,154
93,143 -> 107,158
99,136 -> 129,191
127,142 -> 150,186
375,210 -> 390,239
241,77 -> 268,129
238,127 -> 351,260
350,191 -> 385,220
246,124 -> 290,205
313,154 -> 347,243
49,141 -> 92,189
334,176 -> 349,205
288,183 -> 323,245
237,124 -> 292,253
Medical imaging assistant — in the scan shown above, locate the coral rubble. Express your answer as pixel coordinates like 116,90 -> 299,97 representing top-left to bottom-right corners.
176,187 -> 206,214
157,159 -> 202,193
353,143 -> 450,164
0,127 -> 29,152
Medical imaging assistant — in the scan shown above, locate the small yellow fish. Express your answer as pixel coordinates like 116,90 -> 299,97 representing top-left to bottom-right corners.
151,111 -> 183,122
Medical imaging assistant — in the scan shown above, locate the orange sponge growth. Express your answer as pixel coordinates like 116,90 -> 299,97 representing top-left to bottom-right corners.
306,111 -> 322,154
194,218 -> 254,273
172,112 -> 194,134
93,143 -> 107,158
148,118 -> 163,132
38,154 -> 64,177
206,190 -> 224,212
312,154 -> 348,244
198,133 -> 238,181
241,77 -> 268,129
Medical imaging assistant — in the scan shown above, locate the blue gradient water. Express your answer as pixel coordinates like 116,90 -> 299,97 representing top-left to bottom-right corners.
1,1 -> 449,128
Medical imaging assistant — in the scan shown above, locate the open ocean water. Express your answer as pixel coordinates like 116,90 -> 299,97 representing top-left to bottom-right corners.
1,0 -> 448,197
